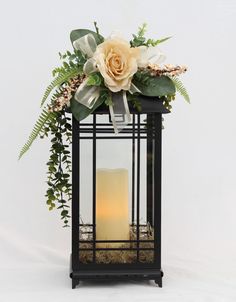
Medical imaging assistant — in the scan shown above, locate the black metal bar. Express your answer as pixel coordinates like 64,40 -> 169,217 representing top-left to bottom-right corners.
76,262 -> 158,271
146,114 -> 154,226
131,114 -> 135,224
79,125 -> 147,129
92,114 -> 97,263
78,129 -> 148,134
80,231 -> 151,236
79,247 -> 154,251
72,117 -> 80,271
79,240 -> 154,243
154,113 -> 162,268
78,136 -> 150,140
79,223 -> 150,227
136,114 -> 141,262
79,123 -> 146,127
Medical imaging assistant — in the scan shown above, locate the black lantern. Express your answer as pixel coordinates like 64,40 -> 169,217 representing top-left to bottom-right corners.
70,95 -> 169,288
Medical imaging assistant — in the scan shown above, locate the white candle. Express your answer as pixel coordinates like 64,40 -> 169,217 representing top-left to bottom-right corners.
96,168 -> 129,248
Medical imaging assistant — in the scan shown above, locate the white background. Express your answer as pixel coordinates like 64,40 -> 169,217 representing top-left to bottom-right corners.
0,0 -> 236,301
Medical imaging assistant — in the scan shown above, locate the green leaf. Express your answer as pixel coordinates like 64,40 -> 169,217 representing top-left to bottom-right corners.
133,74 -> 176,97
146,36 -> 172,47
70,29 -> 104,46
70,93 -> 105,122
61,210 -> 68,216
63,174 -> 70,178
104,92 -> 112,106
59,199 -> 67,204
18,109 -> 55,160
40,67 -> 79,107
87,72 -> 103,86
171,76 -> 190,103
154,36 -> 172,45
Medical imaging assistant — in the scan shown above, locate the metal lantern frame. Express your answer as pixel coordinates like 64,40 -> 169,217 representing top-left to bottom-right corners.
70,96 -> 169,288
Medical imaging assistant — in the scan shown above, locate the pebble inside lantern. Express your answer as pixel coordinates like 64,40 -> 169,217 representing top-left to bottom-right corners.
70,95 -> 169,288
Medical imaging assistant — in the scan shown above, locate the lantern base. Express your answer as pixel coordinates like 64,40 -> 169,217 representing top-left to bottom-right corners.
70,255 -> 163,288
78,224 -> 155,264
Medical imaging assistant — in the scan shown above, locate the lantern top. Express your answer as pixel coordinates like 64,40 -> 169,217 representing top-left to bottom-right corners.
94,95 -> 170,115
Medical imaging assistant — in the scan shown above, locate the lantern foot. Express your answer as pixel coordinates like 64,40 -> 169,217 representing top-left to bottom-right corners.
154,278 -> 162,287
72,278 -> 80,289
154,270 -> 163,287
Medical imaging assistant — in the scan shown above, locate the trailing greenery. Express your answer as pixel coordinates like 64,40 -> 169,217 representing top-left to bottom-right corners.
20,48 -> 84,160
171,76 -> 190,103
18,108 -> 56,160
19,48 -> 81,226
130,23 -> 171,47
40,109 -> 72,227
162,94 -> 176,111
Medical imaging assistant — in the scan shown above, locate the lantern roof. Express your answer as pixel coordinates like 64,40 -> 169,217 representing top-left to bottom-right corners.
94,95 -> 170,114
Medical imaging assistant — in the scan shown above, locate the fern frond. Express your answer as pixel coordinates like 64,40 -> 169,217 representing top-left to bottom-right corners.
172,77 -> 190,103
40,67 -> 79,107
18,109 -> 55,160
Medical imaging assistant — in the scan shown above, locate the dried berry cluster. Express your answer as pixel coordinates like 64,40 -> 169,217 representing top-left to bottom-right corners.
49,75 -> 85,112
141,64 -> 187,77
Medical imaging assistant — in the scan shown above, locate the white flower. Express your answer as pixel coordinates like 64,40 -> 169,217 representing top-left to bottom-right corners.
137,45 -> 166,68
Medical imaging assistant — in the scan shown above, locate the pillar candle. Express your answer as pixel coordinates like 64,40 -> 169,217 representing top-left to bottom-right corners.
96,168 -> 129,248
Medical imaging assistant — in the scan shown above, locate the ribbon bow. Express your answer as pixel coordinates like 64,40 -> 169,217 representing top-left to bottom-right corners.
73,33 -> 132,134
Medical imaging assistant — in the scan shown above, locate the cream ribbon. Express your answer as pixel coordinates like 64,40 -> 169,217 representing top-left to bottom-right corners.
73,34 -> 97,58
83,58 -> 98,75
74,78 -> 100,109
109,91 -> 131,134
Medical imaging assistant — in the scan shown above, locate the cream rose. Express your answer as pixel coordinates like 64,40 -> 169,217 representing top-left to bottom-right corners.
93,37 -> 140,92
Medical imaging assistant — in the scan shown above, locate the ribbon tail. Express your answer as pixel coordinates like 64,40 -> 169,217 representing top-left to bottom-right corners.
74,78 -> 100,109
109,91 -> 131,134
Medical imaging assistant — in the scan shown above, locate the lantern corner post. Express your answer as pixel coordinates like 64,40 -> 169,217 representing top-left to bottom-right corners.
153,113 -> 163,280
71,116 -> 80,277
146,113 -> 154,227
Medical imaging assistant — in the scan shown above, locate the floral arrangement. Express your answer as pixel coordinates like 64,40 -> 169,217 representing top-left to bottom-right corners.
19,23 -> 189,226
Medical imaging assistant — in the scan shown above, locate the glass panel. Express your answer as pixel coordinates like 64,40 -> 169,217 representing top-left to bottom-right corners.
78,114 -> 155,264
95,114 -> 134,262
79,138 -> 92,225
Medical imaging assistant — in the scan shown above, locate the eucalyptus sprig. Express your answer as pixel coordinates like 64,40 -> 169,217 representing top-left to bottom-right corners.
40,109 -> 72,227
